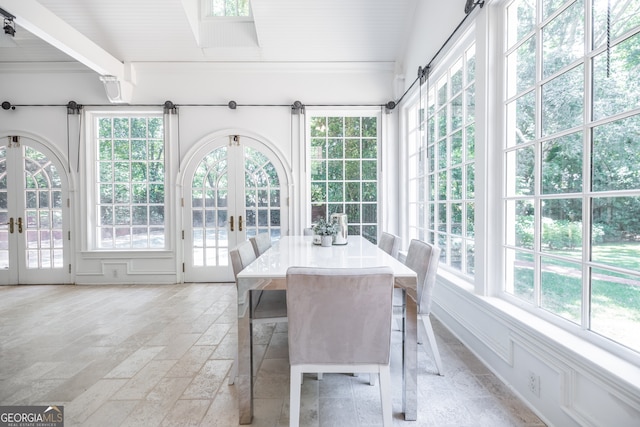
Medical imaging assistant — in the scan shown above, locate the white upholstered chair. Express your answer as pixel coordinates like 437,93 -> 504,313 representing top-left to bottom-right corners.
228,240 -> 287,385
250,232 -> 272,256
404,239 -> 443,375
378,232 -> 400,258
286,266 -> 395,427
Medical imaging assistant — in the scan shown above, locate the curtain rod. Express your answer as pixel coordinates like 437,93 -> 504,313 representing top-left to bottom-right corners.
1,102 -> 388,109
393,1 -> 484,108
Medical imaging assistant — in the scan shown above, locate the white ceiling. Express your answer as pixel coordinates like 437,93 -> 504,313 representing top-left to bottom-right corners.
0,0 -> 425,66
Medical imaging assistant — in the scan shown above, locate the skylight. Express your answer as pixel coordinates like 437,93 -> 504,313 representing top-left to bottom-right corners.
210,0 -> 250,17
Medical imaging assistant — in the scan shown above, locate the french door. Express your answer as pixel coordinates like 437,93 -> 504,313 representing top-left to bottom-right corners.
183,135 -> 288,282
0,137 -> 71,285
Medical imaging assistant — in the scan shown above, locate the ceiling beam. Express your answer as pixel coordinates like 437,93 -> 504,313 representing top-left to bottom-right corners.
0,0 -> 134,102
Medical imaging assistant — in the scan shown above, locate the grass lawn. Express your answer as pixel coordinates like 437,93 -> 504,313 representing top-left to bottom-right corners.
511,242 -> 640,352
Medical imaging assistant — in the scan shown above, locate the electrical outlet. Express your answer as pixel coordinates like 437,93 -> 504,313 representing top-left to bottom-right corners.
527,371 -> 540,397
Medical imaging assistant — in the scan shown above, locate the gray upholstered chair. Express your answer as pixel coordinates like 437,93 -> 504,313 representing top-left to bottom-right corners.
250,232 -> 272,257
302,227 -> 314,236
228,240 -> 287,385
286,266 -> 394,427
404,239 -> 443,375
378,231 -> 400,258
378,232 -> 402,346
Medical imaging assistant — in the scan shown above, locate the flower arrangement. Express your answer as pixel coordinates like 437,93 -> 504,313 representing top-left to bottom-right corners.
313,217 -> 339,236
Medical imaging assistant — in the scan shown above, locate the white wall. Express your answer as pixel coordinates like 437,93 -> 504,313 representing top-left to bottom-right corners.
397,2 -> 640,427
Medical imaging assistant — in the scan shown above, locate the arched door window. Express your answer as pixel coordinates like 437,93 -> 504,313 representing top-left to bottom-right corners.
183,135 -> 288,282
0,137 -> 71,285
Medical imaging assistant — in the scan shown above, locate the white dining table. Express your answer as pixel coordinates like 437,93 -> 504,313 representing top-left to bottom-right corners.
235,235 -> 418,424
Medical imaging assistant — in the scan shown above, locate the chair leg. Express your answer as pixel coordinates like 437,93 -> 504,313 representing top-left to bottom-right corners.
317,372 -> 323,380
369,373 -> 377,386
378,366 -> 392,427
289,366 -> 302,427
228,355 -> 238,385
419,315 -> 444,375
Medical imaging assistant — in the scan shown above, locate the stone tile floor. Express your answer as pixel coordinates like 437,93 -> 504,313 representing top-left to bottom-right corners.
0,283 -> 546,426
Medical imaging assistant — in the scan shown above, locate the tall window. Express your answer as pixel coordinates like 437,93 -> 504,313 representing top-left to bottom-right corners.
309,114 -> 379,243
504,0 -> 640,353
407,40 -> 476,277
95,115 -> 165,249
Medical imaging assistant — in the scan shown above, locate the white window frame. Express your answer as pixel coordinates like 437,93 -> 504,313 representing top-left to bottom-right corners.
84,109 -> 169,251
500,0 -> 640,358
401,25 -> 479,283
305,108 -> 383,243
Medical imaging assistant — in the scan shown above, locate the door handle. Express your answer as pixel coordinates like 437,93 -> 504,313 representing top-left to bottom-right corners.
239,215 -> 243,231
17,217 -> 23,233
7,217 -> 13,234
230,215 -> 234,231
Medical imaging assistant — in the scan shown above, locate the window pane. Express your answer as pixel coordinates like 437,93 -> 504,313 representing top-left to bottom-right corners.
541,198 -> 582,258
591,267 -> 640,353
506,199 -> 535,249
592,114 -> 640,192
451,236 -> 463,271
466,164 -> 475,198
466,45 -> 476,83
593,0 -> 640,49
506,146 -> 535,197
543,0 -> 568,19
451,167 -> 463,199
507,36 -> 536,97
451,131 -> 463,166
451,59 -> 463,95
451,95 -> 463,131
542,0 -> 583,78
506,91 -> 535,147
541,132 -> 583,194
593,33 -> 640,120
466,202 -> 475,237
541,256 -> 581,323
507,0 -> 535,48
466,84 -> 476,123
592,196 -> 640,270
542,65 -> 584,137
505,248 -> 535,303
466,239 -> 475,275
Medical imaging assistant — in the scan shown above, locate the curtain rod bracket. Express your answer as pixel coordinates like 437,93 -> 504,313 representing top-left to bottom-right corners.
384,101 -> 396,114
418,66 -> 430,85
291,100 -> 305,114
66,101 -> 83,115
465,0 -> 485,14
163,100 -> 177,114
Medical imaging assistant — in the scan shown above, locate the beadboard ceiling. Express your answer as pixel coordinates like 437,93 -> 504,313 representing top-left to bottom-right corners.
0,0 -> 459,68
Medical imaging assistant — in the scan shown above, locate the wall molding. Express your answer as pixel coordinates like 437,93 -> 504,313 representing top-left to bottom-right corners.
432,277 -> 640,427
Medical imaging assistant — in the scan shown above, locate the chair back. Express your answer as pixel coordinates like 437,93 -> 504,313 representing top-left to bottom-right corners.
286,267 -> 394,366
404,239 -> 441,315
378,232 -> 400,258
303,227 -> 314,236
250,233 -> 272,257
230,240 -> 257,280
